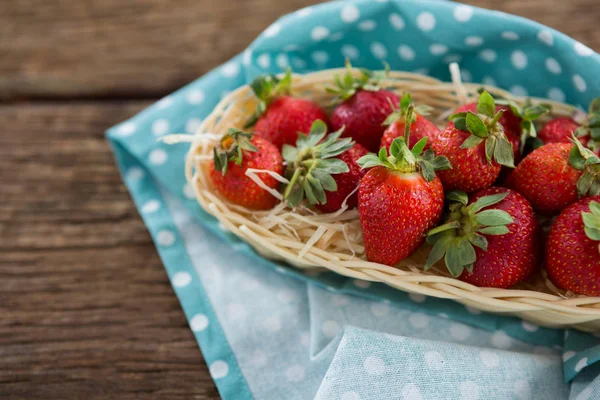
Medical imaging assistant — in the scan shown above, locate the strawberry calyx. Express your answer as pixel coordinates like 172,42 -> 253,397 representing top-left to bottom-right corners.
326,60 -> 390,103
282,120 -> 354,207
582,202 -> 600,251
449,90 -> 515,168
496,98 -> 552,153
213,128 -> 258,175
244,69 -> 293,128
358,106 -> 451,181
424,191 -> 514,277
382,92 -> 433,126
568,134 -> 600,196
574,98 -> 600,152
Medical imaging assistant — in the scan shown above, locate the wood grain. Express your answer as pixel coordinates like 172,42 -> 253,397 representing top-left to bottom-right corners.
1,0 -> 599,399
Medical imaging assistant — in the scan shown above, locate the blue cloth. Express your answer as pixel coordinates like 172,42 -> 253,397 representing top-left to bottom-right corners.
107,0 -> 600,398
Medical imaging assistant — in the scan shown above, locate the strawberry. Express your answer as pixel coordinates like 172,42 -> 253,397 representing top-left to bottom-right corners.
328,62 -> 399,152
425,187 -> 540,288
538,99 -> 600,153
281,120 -> 356,210
210,129 -> 283,210
245,70 -> 329,150
507,138 -> 600,215
380,93 -> 439,151
546,196 -> 600,295
431,91 -> 515,192
357,122 -> 451,265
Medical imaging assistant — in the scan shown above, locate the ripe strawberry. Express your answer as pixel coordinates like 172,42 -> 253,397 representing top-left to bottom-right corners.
546,196 -> 600,295
328,63 -> 399,152
357,124 -> 451,265
507,138 -> 600,215
539,99 -> 600,153
380,92 -> 439,150
425,187 -> 541,288
281,120 -> 356,210
210,129 -> 283,210
246,70 -> 329,150
432,91 -> 515,192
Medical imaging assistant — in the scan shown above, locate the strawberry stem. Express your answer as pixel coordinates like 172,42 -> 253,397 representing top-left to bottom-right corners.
283,168 -> 303,200
404,105 -> 414,147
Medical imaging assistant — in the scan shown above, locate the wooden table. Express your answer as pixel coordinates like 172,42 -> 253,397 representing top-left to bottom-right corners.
1,1 -> 598,398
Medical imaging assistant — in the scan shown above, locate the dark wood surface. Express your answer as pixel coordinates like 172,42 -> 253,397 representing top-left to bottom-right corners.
1,1 -> 598,399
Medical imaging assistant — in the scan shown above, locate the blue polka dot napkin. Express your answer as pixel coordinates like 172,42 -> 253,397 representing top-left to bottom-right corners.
107,0 -> 600,398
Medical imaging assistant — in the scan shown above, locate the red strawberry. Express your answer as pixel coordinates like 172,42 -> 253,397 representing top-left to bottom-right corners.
425,187 -> 541,288
246,71 -> 329,150
380,92 -> 440,150
281,120 -> 356,210
506,139 -> 600,215
328,63 -> 399,152
546,196 -> 600,295
357,126 -> 451,265
432,91 -> 515,192
210,129 -> 283,210
457,102 -> 521,138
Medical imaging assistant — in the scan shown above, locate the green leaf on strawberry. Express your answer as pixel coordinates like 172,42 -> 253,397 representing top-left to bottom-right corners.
326,60 -> 391,103
582,201 -> 600,241
382,93 -> 433,126
244,69 -> 293,128
569,134 -> 600,196
213,128 -> 258,175
495,98 -> 552,153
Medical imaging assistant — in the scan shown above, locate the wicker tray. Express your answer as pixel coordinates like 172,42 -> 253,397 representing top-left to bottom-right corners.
180,68 -> 600,332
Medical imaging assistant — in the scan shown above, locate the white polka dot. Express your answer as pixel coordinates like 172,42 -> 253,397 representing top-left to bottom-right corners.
449,323 -> 471,341
257,54 -> 271,69
142,199 -> 161,213
186,89 -> 205,105
242,49 -> 252,66
249,349 -> 267,367
370,42 -> 388,59
510,85 -> 528,97
341,5 -> 360,23
465,306 -> 482,315
156,96 -> 173,109
460,381 -> 479,400
277,288 -> 298,303
185,118 -> 202,134
126,166 -> 144,181
152,119 -> 169,136
482,76 -> 497,86
398,45 -> 415,61
341,392 -> 361,400
491,331 -> 512,349
370,302 -> 389,317
284,44 -> 298,52
409,313 -> 429,329
227,303 -> 246,320
276,54 -> 289,69
264,23 -> 281,38
402,383 -> 422,400
264,315 -> 281,332
563,351 -> 577,361
514,380 -> 530,400
438,313 -> 449,319
389,13 -> 405,30
479,49 -> 497,63
444,54 -> 462,64
312,51 -> 329,65
576,387 -> 594,400
424,351 -> 445,370
172,272 -> 192,287
190,314 -> 209,332
275,266 -> 287,274
149,149 -> 167,165
332,294 -> 350,306
322,320 -> 340,338
479,350 -> 499,368
311,26 -> 329,41
354,279 -> 371,289
429,44 -> 448,56
575,42 -> 594,57
511,50 -> 528,69
522,321 -> 539,332
538,30 -> 553,46
221,62 -> 240,78
573,75 -> 587,92
300,331 -> 310,347
465,36 -> 484,46
454,5 -> 474,22
157,230 -> 176,246
416,12 -> 436,31
292,57 -> 307,70
341,45 -> 360,60
545,58 -> 562,74
409,293 -> 426,303
209,360 -> 229,379
285,365 -> 305,382
364,356 -> 386,375
461,70 -> 472,82
502,31 -> 520,40
328,32 -> 344,42
533,346 -> 556,367
117,122 -> 137,137
576,357 -> 588,372
297,7 -> 312,17
358,20 -> 377,31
